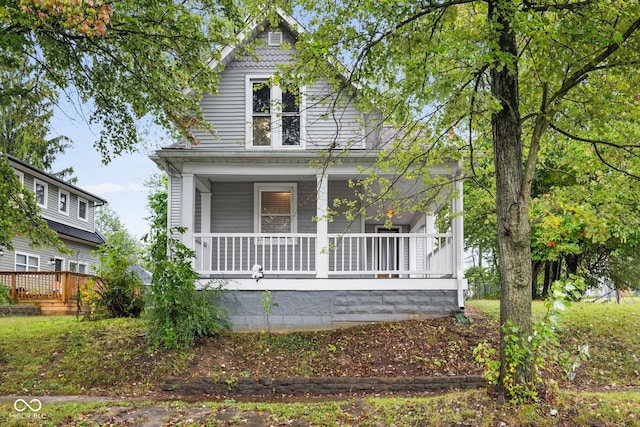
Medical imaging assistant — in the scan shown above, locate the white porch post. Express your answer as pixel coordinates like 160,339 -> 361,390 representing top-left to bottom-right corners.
316,173 -> 329,278
452,177 -> 466,308
181,173 -> 195,248
201,191 -> 211,233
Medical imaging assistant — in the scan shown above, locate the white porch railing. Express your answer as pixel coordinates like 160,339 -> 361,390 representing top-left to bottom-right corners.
193,233 -> 317,275
328,233 -> 453,277
192,232 -> 454,278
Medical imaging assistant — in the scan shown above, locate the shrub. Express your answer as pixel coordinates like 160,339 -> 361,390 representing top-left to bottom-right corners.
146,230 -> 229,350
0,285 -> 13,305
90,224 -> 144,319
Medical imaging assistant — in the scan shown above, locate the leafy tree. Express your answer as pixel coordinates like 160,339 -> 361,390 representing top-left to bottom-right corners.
0,155 -> 61,251
89,206 -> 144,319
0,0 -> 246,251
143,173 -> 229,349
293,0 -> 640,401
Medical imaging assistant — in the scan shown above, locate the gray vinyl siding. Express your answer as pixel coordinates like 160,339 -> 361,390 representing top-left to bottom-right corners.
191,25 -> 366,151
193,26 -> 297,148
168,174 -> 182,230
328,180 -> 363,234
20,172 -> 97,232
195,190 -> 202,233
205,180 -> 362,234
210,182 -> 254,232
306,81 -> 365,150
0,236 -> 99,273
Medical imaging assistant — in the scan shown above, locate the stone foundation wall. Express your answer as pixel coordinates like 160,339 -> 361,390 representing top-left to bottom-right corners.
0,305 -> 42,316
162,375 -> 485,396
217,289 -> 459,331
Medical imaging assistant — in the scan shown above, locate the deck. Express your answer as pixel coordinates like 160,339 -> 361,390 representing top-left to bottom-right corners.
0,271 -> 104,315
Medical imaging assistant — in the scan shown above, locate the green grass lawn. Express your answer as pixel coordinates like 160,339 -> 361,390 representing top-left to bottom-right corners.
1,300 -> 639,426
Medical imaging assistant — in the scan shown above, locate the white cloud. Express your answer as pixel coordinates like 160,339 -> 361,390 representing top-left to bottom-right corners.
84,182 -> 147,195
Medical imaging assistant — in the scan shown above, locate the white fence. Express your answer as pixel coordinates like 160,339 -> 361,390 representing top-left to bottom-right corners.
192,232 -> 454,277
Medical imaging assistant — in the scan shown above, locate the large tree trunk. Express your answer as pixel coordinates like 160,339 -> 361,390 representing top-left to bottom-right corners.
488,0 -> 533,399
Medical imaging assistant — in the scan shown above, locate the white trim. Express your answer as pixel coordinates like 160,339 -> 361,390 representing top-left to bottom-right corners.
15,252 -> 40,272
77,197 -> 88,221
254,183 -> 298,234
14,170 -> 24,185
198,277 -> 461,291
245,75 -> 306,149
58,189 -> 70,215
69,260 -> 88,274
34,179 -> 48,208
267,31 -> 283,46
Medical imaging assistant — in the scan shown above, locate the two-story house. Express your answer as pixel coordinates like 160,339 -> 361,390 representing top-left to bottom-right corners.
150,11 -> 467,331
0,154 -> 107,314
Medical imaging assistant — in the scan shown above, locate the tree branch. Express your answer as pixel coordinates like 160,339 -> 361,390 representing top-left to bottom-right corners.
548,14 -> 640,106
549,123 -> 640,180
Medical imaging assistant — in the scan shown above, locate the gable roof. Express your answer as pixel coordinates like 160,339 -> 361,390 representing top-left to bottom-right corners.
8,154 -> 108,205
215,8 -> 304,69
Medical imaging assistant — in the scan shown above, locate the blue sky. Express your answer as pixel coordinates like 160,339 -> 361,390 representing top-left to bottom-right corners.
50,106 -> 168,240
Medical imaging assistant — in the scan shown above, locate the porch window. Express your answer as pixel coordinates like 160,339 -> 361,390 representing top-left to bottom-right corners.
59,190 -> 69,215
16,253 -> 39,271
34,179 -> 47,208
255,184 -> 297,233
247,76 -> 304,148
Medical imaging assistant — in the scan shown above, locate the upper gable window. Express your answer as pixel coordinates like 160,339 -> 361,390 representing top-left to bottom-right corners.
59,190 -> 69,215
78,198 -> 88,221
34,179 -> 47,208
246,76 -> 305,148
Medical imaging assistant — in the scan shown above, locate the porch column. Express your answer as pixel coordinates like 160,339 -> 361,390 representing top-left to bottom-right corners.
201,191 -> 211,233
316,173 -> 329,278
451,178 -> 465,307
181,173 -> 195,247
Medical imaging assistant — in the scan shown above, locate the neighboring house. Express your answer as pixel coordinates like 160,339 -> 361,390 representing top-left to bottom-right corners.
0,155 -> 107,313
150,11 -> 467,331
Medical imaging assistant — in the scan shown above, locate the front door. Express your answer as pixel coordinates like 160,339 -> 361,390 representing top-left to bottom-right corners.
376,226 -> 400,278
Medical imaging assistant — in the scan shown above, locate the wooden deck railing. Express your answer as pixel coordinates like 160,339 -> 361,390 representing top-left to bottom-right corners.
0,271 -> 104,303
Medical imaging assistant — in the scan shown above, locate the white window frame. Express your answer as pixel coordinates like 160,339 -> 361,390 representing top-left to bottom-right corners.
69,261 -> 88,274
77,197 -> 88,221
15,252 -> 39,271
245,75 -> 306,149
34,179 -> 48,208
254,183 -> 298,235
58,189 -> 70,215
14,170 -> 24,185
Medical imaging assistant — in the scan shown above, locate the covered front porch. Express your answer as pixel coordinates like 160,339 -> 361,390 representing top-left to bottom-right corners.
157,151 -> 467,330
